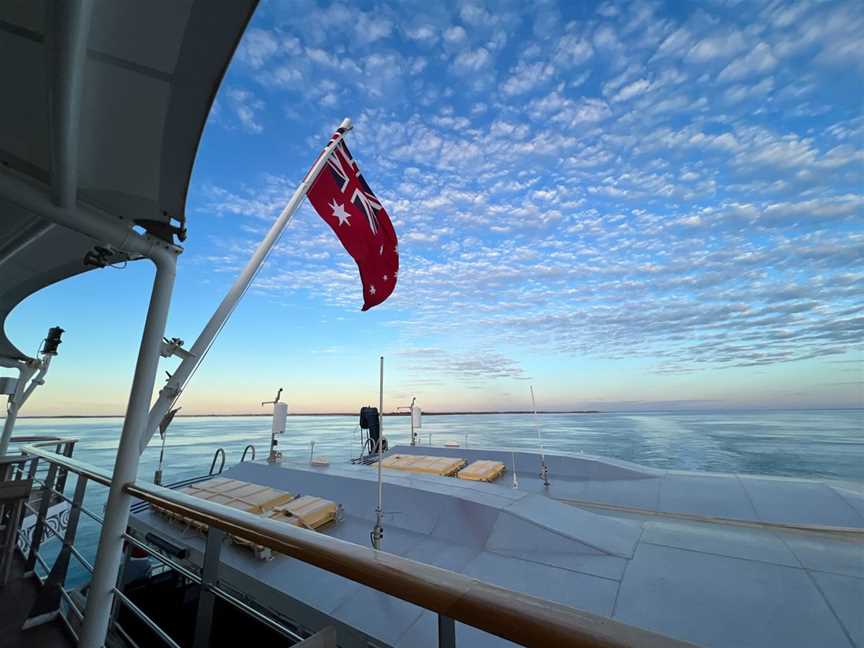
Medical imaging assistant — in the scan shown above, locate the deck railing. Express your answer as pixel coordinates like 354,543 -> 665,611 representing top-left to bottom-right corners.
14,438 -> 693,648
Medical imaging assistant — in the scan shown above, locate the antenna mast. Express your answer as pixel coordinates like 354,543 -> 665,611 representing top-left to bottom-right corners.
530,385 -> 550,487
371,356 -> 385,549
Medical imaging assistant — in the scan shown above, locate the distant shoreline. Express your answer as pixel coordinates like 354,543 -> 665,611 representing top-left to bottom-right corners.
18,410 -> 602,419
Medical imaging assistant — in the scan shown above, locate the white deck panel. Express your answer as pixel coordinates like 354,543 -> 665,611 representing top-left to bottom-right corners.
390,445 -> 864,529
738,476 -> 864,528
658,472 -> 760,520
810,571 -> 864,647
129,450 -> 863,647
781,533 -> 864,579
641,519 -> 801,567
614,542 -> 853,648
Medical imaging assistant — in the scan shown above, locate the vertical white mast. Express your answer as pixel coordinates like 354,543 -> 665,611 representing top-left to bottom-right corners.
531,385 -> 550,487
372,356 -> 384,549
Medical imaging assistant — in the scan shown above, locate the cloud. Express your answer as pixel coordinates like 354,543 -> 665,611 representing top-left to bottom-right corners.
717,43 -> 777,81
397,348 -> 529,382
198,0 -> 864,389
224,88 -> 264,133
443,25 -> 468,49
685,30 -> 748,63
452,47 -> 492,74
554,33 -> 594,67
237,28 -> 280,68
610,78 -> 653,102
501,60 -> 556,96
529,90 -> 612,127
405,24 -> 437,45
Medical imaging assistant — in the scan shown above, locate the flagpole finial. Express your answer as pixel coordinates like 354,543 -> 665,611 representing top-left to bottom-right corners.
338,117 -> 353,132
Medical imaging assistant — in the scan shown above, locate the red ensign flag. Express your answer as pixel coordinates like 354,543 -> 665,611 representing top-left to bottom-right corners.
306,133 -> 398,310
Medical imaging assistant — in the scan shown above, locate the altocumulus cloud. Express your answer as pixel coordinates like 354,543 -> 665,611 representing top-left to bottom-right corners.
195,0 -> 863,384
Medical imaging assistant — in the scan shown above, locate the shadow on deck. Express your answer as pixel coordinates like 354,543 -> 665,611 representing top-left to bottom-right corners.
0,554 -> 75,648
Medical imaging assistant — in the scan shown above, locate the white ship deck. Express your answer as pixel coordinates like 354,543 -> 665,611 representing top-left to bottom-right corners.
130,449 -> 864,648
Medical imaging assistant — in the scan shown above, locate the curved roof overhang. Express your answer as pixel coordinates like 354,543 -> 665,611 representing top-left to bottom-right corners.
0,1 -> 257,361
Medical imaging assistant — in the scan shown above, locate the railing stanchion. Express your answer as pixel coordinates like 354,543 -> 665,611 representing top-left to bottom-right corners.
24,475 -> 88,628
193,526 -> 225,648
55,439 -> 76,494
26,454 -> 40,481
25,459 -> 59,573
110,538 -> 132,629
438,614 -> 456,648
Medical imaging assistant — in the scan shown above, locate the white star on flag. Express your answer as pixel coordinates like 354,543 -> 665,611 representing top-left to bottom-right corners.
383,275 -> 388,281
329,199 -> 351,226
369,285 -> 376,295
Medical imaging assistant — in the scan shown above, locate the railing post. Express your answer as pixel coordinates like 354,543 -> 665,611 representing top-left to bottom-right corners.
109,540 -> 131,628
24,475 -> 88,628
438,614 -> 456,648
25,459 -> 59,573
27,454 -> 40,481
0,479 -> 32,585
54,439 -> 76,495
193,526 -> 225,648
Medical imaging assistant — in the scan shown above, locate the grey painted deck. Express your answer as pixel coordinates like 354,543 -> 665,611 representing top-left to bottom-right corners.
388,445 -> 864,529
130,449 -> 864,647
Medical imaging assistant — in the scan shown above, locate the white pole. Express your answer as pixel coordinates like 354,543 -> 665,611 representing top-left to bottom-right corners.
372,356 -> 384,549
531,386 -> 544,461
79,250 -> 177,648
531,385 -> 550,487
140,118 -> 354,454
410,397 -> 415,446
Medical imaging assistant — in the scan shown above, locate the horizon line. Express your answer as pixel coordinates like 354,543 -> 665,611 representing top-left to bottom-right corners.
14,406 -> 864,419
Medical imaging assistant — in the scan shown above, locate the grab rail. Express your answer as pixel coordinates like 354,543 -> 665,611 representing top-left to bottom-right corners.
21,440 -> 693,648
209,448 -> 226,475
240,444 -> 255,462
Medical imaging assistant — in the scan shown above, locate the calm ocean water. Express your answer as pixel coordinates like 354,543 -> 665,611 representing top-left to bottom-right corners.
14,409 -> 864,482
10,410 -> 863,585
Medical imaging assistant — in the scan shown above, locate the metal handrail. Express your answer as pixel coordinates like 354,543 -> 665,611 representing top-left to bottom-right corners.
21,441 -> 692,648
209,447 -> 226,475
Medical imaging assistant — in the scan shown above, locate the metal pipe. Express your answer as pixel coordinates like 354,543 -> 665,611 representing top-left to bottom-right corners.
0,363 -> 36,454
47,0 -> 93,208
20,355 -> 52,404
140,118 -> 354,454
122,533 -> 200,584
79,252 -> 177,648
0,169 -> 181,261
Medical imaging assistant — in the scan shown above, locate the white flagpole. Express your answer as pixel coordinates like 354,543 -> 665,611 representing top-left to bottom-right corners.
139,118 -> 353,454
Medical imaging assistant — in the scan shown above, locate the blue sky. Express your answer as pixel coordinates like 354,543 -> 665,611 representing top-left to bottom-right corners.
8,0 -> 864,415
